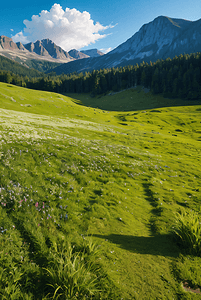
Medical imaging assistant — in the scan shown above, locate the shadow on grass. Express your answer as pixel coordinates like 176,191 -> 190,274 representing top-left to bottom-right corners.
142,181 -> 159,208
94,233 -> 179,258
66,91 -> 201,112
11,216 -> 49,267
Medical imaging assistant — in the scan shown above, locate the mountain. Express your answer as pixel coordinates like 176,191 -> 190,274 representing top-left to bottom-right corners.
68,48 -> 104,60
0,36 -> 104,72
0,36 -> 74,71
0,37 -> 79,72
24,39 -> 74,61
68,49 -> 89,59
0,35 -> 19,51
24,40 -> 51,57
0,36 -> 74,62
1,16 -> 201,75
80,49 -> 104,57
108,16 -> 200,63
16,42 -> 27,51
52,16 -> 201,75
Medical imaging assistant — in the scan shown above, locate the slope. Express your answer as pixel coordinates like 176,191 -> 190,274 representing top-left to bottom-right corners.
0,82 -> 200,299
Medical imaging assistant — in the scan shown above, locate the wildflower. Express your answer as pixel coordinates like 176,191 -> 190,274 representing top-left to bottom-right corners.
35,202 -> 39,208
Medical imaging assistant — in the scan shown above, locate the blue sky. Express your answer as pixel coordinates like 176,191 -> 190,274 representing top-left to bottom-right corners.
1,0 -> 201,53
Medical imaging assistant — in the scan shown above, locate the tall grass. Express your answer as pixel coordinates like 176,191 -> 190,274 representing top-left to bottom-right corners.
173,209 -> 201,256
43,241 -> 107,300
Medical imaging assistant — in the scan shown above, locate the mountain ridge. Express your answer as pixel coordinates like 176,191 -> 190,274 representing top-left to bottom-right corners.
0,15 -> 201,75
52,15 -> 201,75
0,36 -> 104,65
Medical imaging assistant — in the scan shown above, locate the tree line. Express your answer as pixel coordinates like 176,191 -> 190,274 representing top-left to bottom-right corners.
0,52 -> 201,100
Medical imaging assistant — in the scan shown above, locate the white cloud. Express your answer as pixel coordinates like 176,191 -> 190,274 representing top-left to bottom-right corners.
12,31 -> 30,44
12,3 -> 113,51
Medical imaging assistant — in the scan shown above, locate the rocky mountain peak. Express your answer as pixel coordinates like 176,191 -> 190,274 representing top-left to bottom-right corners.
0,35 -> 18,50
24,41 -> 50,56
40,39 -> 72,59
16,42 -> 26,50
108,16 -> 200,63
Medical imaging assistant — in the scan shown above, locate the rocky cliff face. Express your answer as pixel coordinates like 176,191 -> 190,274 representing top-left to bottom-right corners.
0,35 -> 19,50
110,16 -> 193,61
166,18 -> 201,56
23,39 -> 74,60
16,42 -> 27,51
24,41 -> 50,57
40,39 -> 73,60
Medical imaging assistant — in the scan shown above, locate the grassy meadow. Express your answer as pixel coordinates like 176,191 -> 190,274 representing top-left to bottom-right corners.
0,82 -> 201,299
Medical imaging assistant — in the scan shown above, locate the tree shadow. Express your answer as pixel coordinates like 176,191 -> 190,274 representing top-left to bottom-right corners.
93,233 -> 180,258
67,92 -> 201,112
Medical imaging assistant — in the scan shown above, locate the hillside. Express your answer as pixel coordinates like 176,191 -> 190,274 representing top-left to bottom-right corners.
0,54 -> 43,77
0,82 -> 200,299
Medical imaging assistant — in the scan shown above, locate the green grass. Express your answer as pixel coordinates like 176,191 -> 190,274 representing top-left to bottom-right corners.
67,86 -> 201,111
173,209 -> 201,256
0,82 -> 201,299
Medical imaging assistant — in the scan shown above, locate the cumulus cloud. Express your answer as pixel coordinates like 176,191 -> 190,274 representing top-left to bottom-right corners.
12,31 -> 30,44
12,3 -> 113,51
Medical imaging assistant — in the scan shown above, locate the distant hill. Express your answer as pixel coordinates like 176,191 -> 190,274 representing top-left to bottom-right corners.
51,16 -> 201,75
80,49 -> 104,57
0,54 -> 42,77
68,49 -> 89,59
